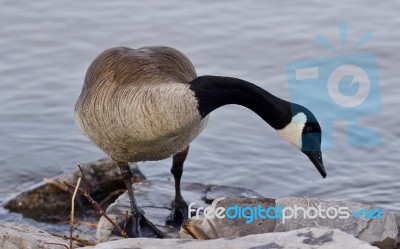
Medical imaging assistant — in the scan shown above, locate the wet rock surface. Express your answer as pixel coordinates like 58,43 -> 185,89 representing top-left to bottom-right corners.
358,213 -> 398,249
96,180 -> 265,241
203,185 -> 264,204
180,197 -> 277,239
274,197 -> 375,235
394,213 -> 400,249
85,228 -> 377,249
2,158 -> 399,249
275,197 -> 398,249
184,196 -> 398,249
0,222 -> 70,249
3,158 -> 144,221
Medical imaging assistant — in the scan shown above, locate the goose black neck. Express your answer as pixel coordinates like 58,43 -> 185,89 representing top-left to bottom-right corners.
189,75 -> 292,130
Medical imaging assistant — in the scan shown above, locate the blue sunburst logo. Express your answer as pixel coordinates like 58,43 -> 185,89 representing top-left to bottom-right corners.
286,22 -> 381,151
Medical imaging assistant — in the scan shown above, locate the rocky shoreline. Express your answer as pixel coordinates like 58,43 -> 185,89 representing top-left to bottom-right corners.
1,158 -> 399,249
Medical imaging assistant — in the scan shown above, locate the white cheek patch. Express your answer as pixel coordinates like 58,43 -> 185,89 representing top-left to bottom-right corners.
277,112 -> 307,149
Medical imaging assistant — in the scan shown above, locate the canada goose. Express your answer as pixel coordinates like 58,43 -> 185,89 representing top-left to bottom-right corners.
75,46 -> 326,238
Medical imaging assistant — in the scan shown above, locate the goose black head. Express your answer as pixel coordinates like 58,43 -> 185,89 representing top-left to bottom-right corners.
189,75 -> 326,178
277,105 -> 326,178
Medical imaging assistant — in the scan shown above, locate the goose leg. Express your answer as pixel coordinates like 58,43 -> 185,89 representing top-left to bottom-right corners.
166,146 -> 189,227
113,162 -> 164,238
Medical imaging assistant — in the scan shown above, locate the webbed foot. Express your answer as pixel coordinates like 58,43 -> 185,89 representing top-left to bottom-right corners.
113,212 -> 164,238
166,199 -> 188,227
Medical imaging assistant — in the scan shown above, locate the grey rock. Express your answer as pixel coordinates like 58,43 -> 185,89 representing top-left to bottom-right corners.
274,197 -> 374,235
4,157 -> 144,221
396,213 -> 400,231
182,196 -> 398,248
97,180 -> 207,241
96,180 -> 264,242
274,197 -> 398,249
0,222 -> 70,249
396,213 -> 400,248
84,228 -> 377,249
181,197 -> 276,239
358,213 -> 398,249
204,185 -> 264,204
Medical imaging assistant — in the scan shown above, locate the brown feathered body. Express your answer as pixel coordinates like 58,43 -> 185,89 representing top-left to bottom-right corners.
75,46 -> 208,162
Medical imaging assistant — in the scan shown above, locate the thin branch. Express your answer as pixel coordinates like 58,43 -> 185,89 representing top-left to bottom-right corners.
77,164 -> 90,193
70,177 -> 81,249
132,177 -> 145,183
98,189 -> 126,207
123,209 -> 129,234
49,232 -> 97,247
63,181 -> 127,238
181,220 -> 211,240
43,177 -> 68,191
74,220 -> 97,229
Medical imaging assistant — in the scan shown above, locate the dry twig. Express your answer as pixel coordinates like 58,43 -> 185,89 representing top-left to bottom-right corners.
77,164 -> 90,193
43,177 -> 69,191
74,220 -> 97,229
98,189 -> 126,207
123,209 -> 129,234
181,220 -> 211,240
70,177 -> 82,249
49,232 -> 97,247
63,165 -> 128,238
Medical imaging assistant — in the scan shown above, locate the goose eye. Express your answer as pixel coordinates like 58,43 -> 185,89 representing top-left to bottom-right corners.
306,126 -> 313,133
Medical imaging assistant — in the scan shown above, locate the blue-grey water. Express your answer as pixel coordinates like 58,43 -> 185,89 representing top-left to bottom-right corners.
0,0 -> 399,227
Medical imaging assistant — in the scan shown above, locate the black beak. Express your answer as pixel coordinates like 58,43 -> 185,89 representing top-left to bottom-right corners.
304,151 -> 326,178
